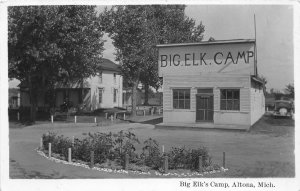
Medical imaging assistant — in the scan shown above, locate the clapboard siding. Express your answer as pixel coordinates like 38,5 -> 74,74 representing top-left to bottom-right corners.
163,85 -> 172,110
164,74 -> 249,88
157,41 -> 264,129
163,74 -> 250,112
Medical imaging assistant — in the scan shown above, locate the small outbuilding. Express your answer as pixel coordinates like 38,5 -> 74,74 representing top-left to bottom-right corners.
156,39 -> 265,130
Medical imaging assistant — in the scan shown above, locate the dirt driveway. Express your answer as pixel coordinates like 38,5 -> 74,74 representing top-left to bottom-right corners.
9,117 -> 294,178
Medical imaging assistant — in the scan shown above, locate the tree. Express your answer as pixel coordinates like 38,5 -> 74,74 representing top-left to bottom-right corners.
137,5 -> 205,105
208,37 -> 215,41
285,83 -> 294,99
8,6 -> 104,122
258,75 -> 267,95
100,5 -> 205,112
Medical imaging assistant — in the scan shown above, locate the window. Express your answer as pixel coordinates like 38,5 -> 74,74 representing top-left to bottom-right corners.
99,72 -> 103,83
98,88 -> 103,104
113,73 -> 116,84
173,89 -> 190,109
220,89 -> 240,110
113,88 -> 117,103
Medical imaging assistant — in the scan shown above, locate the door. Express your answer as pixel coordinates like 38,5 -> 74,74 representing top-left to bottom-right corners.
196,95 -> 214,122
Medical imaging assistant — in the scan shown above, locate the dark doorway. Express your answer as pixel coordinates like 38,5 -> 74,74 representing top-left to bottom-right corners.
196,95 -> 214,122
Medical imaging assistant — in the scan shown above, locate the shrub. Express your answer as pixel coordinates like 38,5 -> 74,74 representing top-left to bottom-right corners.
88,132 -> 115,164
112,131 -> 140,163
168,146 -> 190,169
72,137 -> 92,162
72,132 -> 116,164
168,146 -> 211,170
42,132 -> 72,160
51,135 -> 72,159
142,138 -> 163,170
41,131 -> 215,173
188,147 -> 211,170
42,132 -> 57,150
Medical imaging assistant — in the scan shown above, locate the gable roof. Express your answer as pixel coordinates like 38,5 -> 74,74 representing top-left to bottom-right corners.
100,58 -> 121,73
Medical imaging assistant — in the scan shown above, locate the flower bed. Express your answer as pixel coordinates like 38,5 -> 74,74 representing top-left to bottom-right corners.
39,131 -> 227,176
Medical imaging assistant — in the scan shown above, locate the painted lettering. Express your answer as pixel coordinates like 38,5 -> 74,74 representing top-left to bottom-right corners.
160,55 -> 168,67
246,51 -> 254,63
236,51 -> 246,64
200,53 -> 207,65
193,53 -> 198,66
185,53 -> 191,66
173,54 -> 180,66
225,52 -> 235,65
214,52 -> 223,65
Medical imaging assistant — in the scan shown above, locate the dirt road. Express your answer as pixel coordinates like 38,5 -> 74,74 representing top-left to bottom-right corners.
9,120 -> 294,178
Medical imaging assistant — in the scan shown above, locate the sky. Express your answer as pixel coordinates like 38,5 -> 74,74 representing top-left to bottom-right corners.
184,5 -> 294,91
9,4 -> 294,92
99,4 -> 294,92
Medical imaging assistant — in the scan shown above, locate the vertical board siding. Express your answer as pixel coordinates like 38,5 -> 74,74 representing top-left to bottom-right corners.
213,88 -> 220,111
240,88 -> 250,112
191,88 -> 197,111
250,85 -> 265,125
163,78 -> 172,110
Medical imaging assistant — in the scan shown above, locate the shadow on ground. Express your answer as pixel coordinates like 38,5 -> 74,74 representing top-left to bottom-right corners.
130,117 -> 163,125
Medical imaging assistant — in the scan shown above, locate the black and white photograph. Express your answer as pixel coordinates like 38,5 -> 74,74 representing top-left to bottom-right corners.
1,1 -> 299,191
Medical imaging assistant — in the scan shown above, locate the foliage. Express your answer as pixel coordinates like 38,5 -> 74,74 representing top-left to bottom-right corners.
285,83 -> 294,99
168,146 -> 190,169
100,5 -> 205,112
42,132 -> 72,160
188,147 -> 211,170
168,146 -> 210,170
42,131 -> 215,172
259,75 -> 268,95
112,131 -> 140,162
8,6 -> 104,121
141,138 -> 163,169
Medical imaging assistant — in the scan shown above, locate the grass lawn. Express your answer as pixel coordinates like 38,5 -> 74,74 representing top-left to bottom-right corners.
9,114 -> 294,178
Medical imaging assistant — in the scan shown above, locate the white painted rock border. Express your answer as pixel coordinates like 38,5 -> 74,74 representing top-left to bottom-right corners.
36,148 -> 228,177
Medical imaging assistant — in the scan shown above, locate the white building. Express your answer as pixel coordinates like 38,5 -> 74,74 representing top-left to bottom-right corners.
156,39 -> 265,130
20,58 -> 123,111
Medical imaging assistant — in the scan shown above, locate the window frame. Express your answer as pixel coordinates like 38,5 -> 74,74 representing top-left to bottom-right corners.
99,72 -> 103,84
113,73 -> 117,84
113,88 -> 117,103
98,88 -> 103,104
172,88 -> 191,110
220,89 -> 240,111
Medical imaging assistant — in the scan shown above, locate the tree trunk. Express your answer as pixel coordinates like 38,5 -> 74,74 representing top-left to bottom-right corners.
144,83 -> 149,106
131,80 -> 139,117
28,77 -> 36,123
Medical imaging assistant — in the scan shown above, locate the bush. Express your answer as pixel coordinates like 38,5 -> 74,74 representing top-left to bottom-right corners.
188,147 -> 211,170
42,132 -> 72,160
72,132 -> 115,164
41,131 -> 215,173
168,147 -> 189,169
168,146 -> 210,170
112,131 -> 140,163
141,138 -> 163,170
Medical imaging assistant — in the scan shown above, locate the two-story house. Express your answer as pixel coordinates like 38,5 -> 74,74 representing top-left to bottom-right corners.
20,58 -> 123,111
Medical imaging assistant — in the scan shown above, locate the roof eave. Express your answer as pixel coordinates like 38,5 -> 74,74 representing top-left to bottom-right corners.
156,39 -> 256,48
